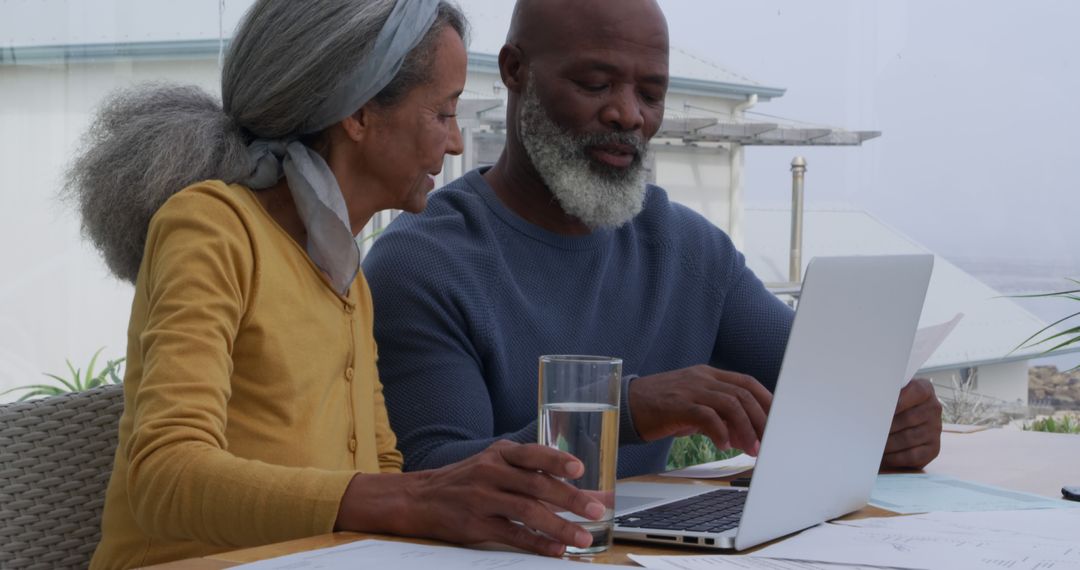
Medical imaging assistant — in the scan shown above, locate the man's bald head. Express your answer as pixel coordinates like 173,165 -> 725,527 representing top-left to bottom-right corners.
507,0 -> 668,59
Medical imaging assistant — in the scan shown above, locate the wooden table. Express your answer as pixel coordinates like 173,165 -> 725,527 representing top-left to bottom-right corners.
925,428 -> 1080,497
144,428 -> 1080,569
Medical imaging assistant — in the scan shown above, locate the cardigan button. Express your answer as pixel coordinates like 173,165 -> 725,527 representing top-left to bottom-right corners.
345,367 -> 354,381
348,437 -> 358,452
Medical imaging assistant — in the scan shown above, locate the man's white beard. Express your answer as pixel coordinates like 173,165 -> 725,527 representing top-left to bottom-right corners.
517,79 -> 649,230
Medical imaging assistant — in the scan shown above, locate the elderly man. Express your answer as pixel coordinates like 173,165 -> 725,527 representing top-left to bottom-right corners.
362,0 -> 942,478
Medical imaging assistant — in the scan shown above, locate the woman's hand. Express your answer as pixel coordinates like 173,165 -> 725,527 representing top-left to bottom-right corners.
336,440 -> 605,556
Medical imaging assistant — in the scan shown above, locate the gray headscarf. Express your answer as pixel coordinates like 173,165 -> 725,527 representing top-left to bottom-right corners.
242,0 -> 440,294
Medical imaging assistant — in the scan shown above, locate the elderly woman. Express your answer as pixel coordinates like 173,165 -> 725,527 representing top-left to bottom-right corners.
69,1 -> 603,568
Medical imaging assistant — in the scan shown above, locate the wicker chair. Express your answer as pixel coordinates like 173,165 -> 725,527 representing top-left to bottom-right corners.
0,385 -> 124,569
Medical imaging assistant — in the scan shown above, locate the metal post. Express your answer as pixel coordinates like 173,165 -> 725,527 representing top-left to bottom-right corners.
728,143 -> 744,249
789,156 -> 807,284
462,127 -> 476,172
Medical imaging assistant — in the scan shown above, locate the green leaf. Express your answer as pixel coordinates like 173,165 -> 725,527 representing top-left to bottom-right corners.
41,372 -> 79,393
105,359 -> 125,385
1041,334 -> 1080,354
96,356 -> 125,386
3,349 -> 125,401
1,385 -> 30,397
65,359 -> 87,391
1025,325 -> 1080,349
1005,288 -> 1080,299
4,384 -> 66,401
359,229 -> 384,244
1023,414 -> 1080,434
1015,291 -> 1080,299
666,434 -> 742,470
18,390 -> 60,402
84,347 -> 105,388
1011,310 -> 1080,352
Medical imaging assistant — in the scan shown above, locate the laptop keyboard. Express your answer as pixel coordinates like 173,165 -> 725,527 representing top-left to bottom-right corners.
614,489 -> 747,534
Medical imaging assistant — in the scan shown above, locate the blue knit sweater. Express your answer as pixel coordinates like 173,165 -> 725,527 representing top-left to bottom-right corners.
363,169 -> 794,477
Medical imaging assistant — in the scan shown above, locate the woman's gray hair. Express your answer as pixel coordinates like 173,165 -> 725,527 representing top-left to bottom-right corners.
65,0 -> 466,284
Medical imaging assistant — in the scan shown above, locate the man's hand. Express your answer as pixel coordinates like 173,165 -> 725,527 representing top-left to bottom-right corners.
882,378 -> 943,468
628,365 -> 772,455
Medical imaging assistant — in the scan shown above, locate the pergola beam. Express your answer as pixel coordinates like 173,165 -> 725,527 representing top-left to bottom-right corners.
656,117 -> 718,139
456,98 -> 503,128
466,105 -> 879,148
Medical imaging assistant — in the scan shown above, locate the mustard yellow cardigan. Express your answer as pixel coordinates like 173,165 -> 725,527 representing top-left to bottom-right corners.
91,182 -> 402,569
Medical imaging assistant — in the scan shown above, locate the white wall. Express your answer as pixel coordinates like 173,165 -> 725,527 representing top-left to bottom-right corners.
0,55 -> 749,401
655,92 -> 742,238
975,360 -> 1030,405
926,359 -> 1030,409
0,58 -> 219,400
654,146 -> 732,230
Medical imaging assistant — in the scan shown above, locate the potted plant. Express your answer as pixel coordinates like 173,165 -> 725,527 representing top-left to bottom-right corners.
1014,278 -> 1080,372
1,347 -> 124,402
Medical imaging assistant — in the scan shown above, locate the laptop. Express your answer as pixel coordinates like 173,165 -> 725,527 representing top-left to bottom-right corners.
613,254 -> 934,551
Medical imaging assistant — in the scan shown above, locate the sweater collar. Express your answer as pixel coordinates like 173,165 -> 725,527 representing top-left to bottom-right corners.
464,168 -> 614,251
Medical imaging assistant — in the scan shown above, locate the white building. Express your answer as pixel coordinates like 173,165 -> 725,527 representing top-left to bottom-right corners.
1,1 -> 1070,406
742,207 -> 1070,406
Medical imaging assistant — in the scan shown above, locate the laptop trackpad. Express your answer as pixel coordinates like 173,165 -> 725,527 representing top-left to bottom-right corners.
615,482 -> 714,515
615,495 -> 663,513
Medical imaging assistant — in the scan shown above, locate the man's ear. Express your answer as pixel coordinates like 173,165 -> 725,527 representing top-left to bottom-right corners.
340,106 -> 371,143
498,43 -> 525,93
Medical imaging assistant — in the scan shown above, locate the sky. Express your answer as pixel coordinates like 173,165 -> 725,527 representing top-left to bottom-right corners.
3,0 -> 1077,270
454,0 -> 1080,272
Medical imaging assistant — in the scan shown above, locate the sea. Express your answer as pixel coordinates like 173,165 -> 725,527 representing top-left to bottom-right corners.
949,256 -> 1080,371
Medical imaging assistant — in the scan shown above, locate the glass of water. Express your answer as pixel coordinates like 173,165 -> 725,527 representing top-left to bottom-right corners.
538,355 -> 622,555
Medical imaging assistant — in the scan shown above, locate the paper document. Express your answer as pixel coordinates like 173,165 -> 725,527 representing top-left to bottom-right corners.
233,539 -> 625,569
749,522 -> 1080,570
870,473 -> 1078,513
835,508 -> 1080,544
903,313 -> 963,385
660,453 -> 756,479
941,423 -> 991,433
628,552 -> 894,569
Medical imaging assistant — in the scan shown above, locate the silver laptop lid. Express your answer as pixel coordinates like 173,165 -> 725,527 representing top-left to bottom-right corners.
734,254 -> 933,550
